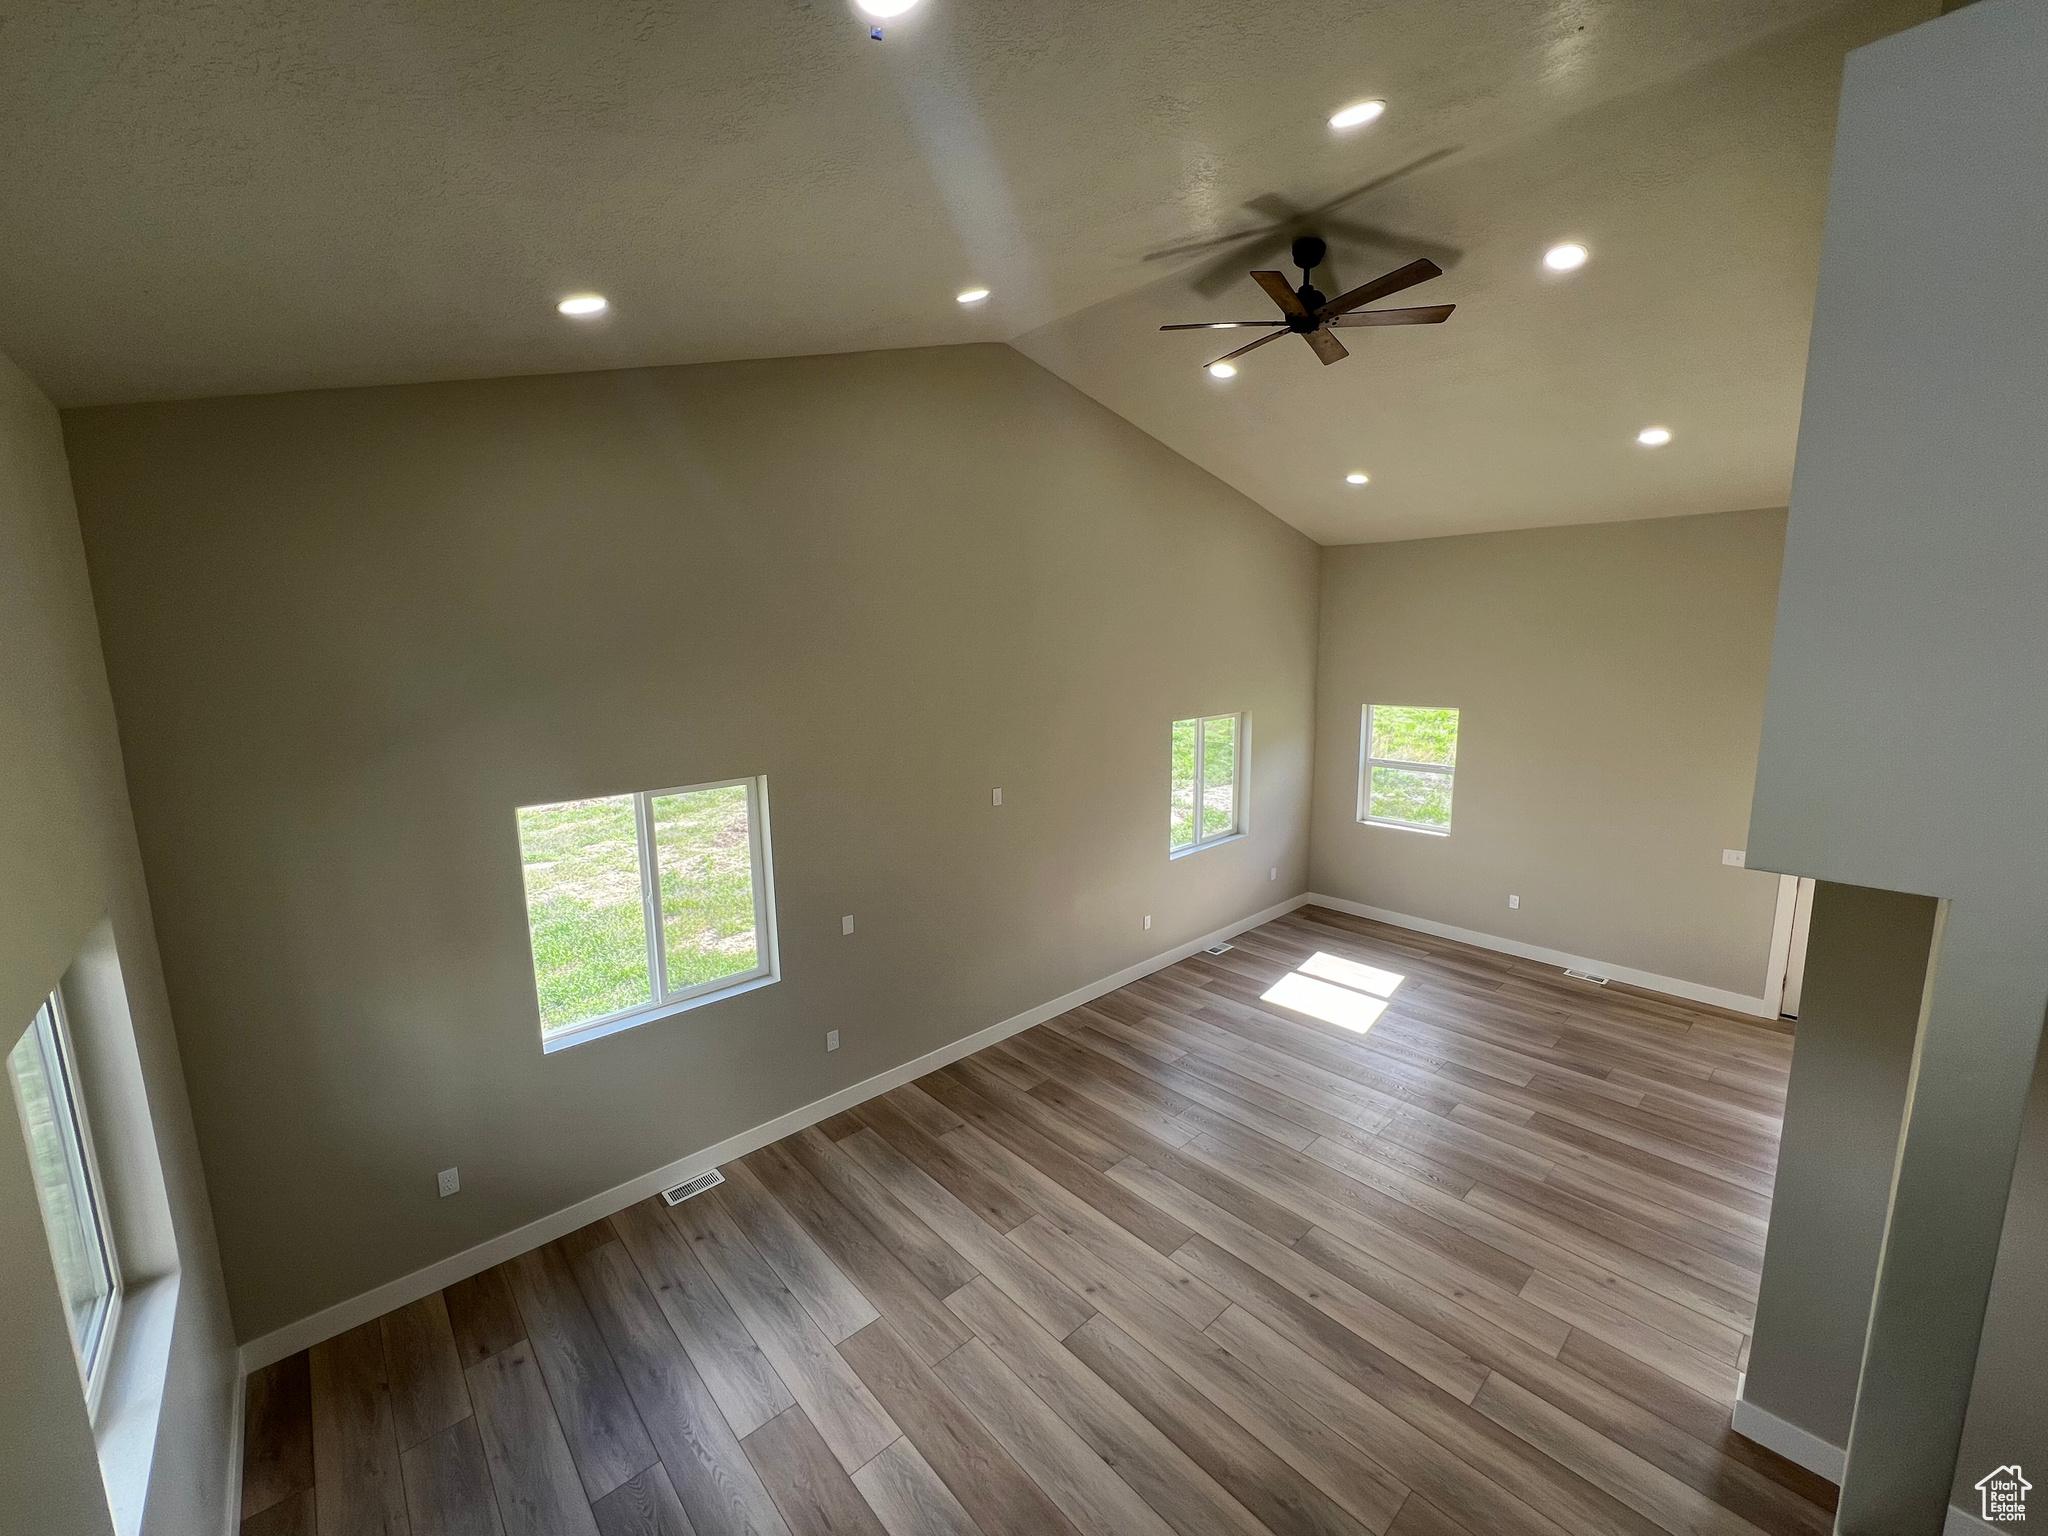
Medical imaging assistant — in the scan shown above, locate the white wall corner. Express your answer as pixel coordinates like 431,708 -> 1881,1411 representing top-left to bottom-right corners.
235,891 -> 1312,1374
1303,894 -> 1776,1017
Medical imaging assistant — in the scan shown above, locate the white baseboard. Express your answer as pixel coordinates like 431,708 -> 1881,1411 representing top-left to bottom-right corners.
1303,893 -> 1776,1018
1729,1388 -> 1992,1534
236,891 -> 1311,1374
1729,1392 -> 1847,1482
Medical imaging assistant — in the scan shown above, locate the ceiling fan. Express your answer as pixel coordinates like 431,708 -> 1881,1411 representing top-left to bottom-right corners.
1161,236 -> 1452,370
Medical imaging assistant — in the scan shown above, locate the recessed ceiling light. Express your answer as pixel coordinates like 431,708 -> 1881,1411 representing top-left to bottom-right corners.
1328,100 -> 1385,130
1208,362 -> 1238,379
956,287 -> 990,305
855,0 -> 920,15
1637,426 -> 1672,446
1544,242 -> 1589,272
1345,472 -> 1370,485
557,294 -> 608,317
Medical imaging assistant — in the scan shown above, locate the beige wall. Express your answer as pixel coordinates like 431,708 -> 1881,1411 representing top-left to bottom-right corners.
62,343 -> 1319,1344
1309,508 -> 1786,1000
0,348 -> 238,1533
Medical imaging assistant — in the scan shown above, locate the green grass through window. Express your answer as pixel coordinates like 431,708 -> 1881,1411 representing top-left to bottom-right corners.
1171,714 -> 1241,850
517,786 -> 763,1034
1367,705 -> 1458,830
517,796 -> 653,1031
653,785 -> 758,990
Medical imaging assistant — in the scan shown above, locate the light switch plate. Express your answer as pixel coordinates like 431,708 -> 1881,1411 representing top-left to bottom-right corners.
993,787 -> 1003,806
826,1030 -> 840,1052
842,914 -> 854,935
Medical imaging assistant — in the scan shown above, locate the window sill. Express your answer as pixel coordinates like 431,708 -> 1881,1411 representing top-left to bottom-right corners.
1359,817 -> 1450,837
1171,831 -> 1247,859
94,1273 -> 180,1536
542,971 -> 779,1054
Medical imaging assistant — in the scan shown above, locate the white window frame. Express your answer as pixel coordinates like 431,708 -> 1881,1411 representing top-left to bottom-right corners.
1358,704 -> 1457,836
526,775 -> 780,1054
9,988 -> 123,1415
1170,712 -> 1249,857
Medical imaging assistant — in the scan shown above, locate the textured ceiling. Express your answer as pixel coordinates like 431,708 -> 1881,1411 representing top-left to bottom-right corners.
1018,0 -> 1934,543
0,0 -> 1930,540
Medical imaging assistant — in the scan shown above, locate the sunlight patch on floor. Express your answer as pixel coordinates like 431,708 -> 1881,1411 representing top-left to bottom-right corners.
1261,951 -> 1405,1033
1297,950 -> 1404,998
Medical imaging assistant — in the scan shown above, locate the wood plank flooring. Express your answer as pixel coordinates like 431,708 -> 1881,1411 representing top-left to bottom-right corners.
241,907 -> 1836,1536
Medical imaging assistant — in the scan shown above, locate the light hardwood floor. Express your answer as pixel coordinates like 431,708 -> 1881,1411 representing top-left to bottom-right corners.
239,906 -> 1836,1536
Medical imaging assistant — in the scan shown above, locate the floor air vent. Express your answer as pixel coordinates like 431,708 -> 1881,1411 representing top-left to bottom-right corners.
661,1168 -> 726,1206
1563,968 -> 1610,985
1204,942 -> 1235,955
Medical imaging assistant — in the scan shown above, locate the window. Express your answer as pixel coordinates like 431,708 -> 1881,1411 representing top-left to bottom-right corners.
517,776 -> 778,1050
1361,704 -> 1459,832
1170,713 -> 1245,854
8,990 -> 121,1406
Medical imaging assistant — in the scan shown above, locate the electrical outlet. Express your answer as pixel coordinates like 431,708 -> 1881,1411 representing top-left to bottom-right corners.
1508,894 -> 1520,910
842,914 -> 854,935
1144,914 -> 1152,931
826,1029 -> 840,1052
993,787 -> 1003,806
1723,849 -> 1746,867
437,1167 -> 460,1198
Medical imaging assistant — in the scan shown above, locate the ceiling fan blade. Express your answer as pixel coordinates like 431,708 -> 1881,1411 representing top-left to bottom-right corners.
1317,258 -> 1444,320
1209,329 -> 1290,367
1327,304 -> 1455,327
1252,271 -> 1310,318
1159,321 -> 1287,331
1304,328 -> 1349,366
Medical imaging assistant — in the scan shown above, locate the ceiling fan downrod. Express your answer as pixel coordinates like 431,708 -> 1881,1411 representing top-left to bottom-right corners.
1291,235 -> 1329,324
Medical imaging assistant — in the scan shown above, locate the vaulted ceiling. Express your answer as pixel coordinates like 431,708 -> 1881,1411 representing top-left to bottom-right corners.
0,0 -> 1932,540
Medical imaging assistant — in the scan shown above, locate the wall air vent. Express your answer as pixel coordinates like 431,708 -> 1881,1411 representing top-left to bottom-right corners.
660,1168 -> 726,1206
1204,943 -> 1235,955
1562,968 -> 1610,985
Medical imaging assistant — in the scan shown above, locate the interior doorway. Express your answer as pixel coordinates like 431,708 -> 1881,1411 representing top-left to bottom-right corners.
1768,875 -> 1818,1019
